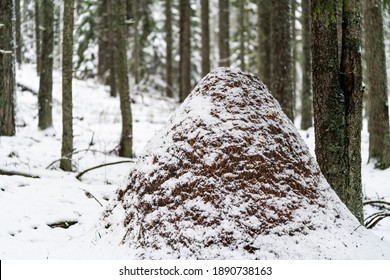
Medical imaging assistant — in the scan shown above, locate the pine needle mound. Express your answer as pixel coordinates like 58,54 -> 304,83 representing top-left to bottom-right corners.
100,68 -> 390,259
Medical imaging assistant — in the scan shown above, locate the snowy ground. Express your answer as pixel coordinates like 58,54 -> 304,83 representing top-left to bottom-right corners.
0,65 -> 389,259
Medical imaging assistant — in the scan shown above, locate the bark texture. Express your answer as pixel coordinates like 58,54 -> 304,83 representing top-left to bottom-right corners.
60,0 -> 75,171
218,0 -> 230,67
364,0 -> 390,169
201,0 -> 210,77
311,0 -> 363,223
270,0 -> 294,120
340,0 -> 363,222
179,0 -> 191,102
116,0 -> 133,158
312,0 -> 347,212
301,0 -> 313,130
0,0 -> 16,136
38,0 -> 54,129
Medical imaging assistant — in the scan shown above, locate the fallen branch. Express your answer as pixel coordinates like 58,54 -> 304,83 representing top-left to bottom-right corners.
76,160 -> 135,180
17,82 -> 38,95
46,148 -> 109,169
0,168 -> 40,179
47,220 -> 78,229
363,200 -> 390,207
365,212 -> 390,229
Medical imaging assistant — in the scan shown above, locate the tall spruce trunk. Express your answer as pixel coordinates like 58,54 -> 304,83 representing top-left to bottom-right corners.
133,0 -> 140,85
257,0 -> 271,87
165,0 -> 173,97
340,0 -> 363,222
0,0 -> 16,136
270,0 -> 294,120
15,0 -> 22,65
60,0 -> 75,171
218,0 -> 230,67
108,0 -> 117,97
291,0 -> 297,102
116,0 -> 133,157
300,0 -> 313,130
54,4 -> 62,69
35,0 -> 41,75
97,0 -> 108,83
311,0 -> 347,210
364,0 -> 390,169
239,0 -> 246,71
201,0 -> 210,77
311,0 -> 363,223
179,0 -> 191,102
38,0 -> 54,129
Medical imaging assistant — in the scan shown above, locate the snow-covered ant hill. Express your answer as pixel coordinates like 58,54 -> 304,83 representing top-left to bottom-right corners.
99,68 -> 390,259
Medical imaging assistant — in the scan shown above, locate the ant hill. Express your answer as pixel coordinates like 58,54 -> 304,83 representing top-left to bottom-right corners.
99,68 -> 390,259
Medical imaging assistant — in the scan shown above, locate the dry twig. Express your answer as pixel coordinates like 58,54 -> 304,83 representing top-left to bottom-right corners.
75,160 -> 134,180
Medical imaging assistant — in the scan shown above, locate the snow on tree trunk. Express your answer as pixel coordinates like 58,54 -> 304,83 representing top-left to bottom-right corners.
99,68 -> 387,259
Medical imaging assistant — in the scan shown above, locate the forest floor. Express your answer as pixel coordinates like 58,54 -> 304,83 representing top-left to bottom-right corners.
0,65 -> 389,259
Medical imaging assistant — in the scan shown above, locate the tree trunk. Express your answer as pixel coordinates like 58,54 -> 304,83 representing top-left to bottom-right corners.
35,0 -> 42,75
291,0 -> 297,105
126,0 -> 133,22
218,0 -> 230,67
270,0 -> 294,120
165,0 -> 174,97
38,0 -> 54,129
0,0 -> 16,136
340,0 -> 363,223
364,0 -> 390,169
54,4 -> 62,70
138,0 -> 153,81
300,0 -> 313,130
60,0 -> 75,172
257,0 -> 271,87
15,0 -> 22,65
179,0 -> 191,102
201,0 -> 210,77
115,0 -> 133,158
311,0 -> 347,209
239,0 -> 246,71
311,0 -> 363,223
107,0 -> 117,97
133,0 -> 140,85
97,0 -> 108,83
